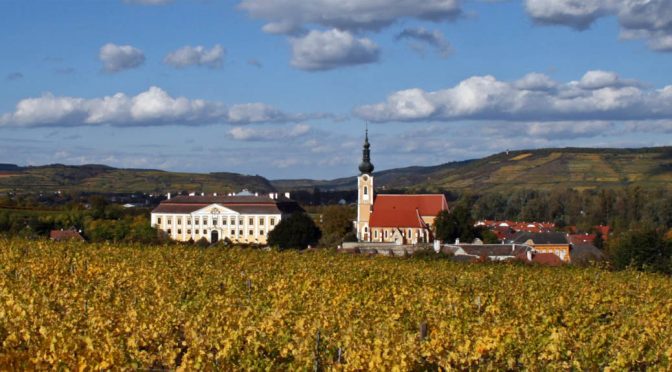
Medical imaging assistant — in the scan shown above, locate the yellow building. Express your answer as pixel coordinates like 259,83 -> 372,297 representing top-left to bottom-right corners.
509,232 -> 572,262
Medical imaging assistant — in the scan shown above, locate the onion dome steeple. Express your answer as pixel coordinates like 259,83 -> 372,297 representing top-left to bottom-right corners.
358,128 -> 374,175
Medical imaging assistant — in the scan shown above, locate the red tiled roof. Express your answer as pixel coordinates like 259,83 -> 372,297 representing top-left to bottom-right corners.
531,253 -> 564,266
369,194 -> 448,228
569,234 -> 596,245
50,230 -> 85,241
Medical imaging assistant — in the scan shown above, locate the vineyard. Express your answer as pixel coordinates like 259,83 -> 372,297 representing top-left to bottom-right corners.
1,238 -> 672,370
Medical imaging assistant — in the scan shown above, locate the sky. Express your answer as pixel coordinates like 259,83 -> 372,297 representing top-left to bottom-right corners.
1,0 -> 671,180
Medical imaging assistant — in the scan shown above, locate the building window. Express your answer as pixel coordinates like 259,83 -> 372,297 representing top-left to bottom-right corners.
187,218 -> 191,225
177,218 -> 182,225
203,217 -> 208,226
157,217 -> 162,224
260,230 -> 264,236
223,218 -> 227,225
238,218 -> 243,225
213,217 -> 218,225
249,229 -> 254,236
270,218 -> 275,226
167,229 -> 172,234
239,229 -> 243,236
177,229 -> 182,234
384,230 -> 388,238
374,230 -> 378,238
259,217 -> 265,225
187,229 -> 191,234
408,229 -> 412,237
364,186 -> 368,195
364,226 -> 368,233
195,218 -> 199,225
249,217 -> 254,225
167,218 -> 172,224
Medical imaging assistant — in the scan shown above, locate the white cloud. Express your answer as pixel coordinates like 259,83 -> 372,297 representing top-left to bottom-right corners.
0,87 -> 318,127
98,43 -> 145,73
290,29 -> 380,71
239,0 -> 461,34
164,44 -> 225,69
228,124 -> 311,141
525,0 -> 672,52
514,72 -> 558,91
355,70 -> 672,122
396,28 -> 453,57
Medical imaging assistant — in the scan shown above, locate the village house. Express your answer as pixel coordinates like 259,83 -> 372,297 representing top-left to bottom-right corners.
151,191 -> 301,244
354,130 -> 449,244
507,231 -> 572,263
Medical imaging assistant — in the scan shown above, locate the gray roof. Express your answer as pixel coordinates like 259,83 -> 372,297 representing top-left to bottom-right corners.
508,231 -> 569,245
152,194 -> 301,215
570,243 -> 606,264
443,244 -> 533,257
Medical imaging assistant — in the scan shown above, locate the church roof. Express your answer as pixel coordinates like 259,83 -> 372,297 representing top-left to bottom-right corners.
369,194 -> 448,228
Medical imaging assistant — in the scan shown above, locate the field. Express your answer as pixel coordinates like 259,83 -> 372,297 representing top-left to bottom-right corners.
1,239 -> 672,370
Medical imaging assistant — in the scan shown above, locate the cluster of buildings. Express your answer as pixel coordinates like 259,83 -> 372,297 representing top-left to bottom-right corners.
149,130 -> 606,264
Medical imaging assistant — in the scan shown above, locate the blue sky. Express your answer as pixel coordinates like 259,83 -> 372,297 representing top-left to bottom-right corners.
1,0 -> 671,179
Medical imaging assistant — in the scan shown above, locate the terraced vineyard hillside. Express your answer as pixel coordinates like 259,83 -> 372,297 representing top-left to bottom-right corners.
272,147 -> 672,192
0,164 -> 275,194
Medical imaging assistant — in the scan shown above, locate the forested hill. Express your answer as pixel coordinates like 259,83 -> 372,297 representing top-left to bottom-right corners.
271,147 -> 672,193
0,164 -> 275,194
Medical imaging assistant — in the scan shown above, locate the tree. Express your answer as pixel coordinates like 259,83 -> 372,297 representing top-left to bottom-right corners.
268,213 -> 321,250
318,205 -> 355,247
434,206 -> 478,243
609,228 -> 671,274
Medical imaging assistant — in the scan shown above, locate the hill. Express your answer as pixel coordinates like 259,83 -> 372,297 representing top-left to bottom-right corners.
0,164 -> 275,194
271,147 -> 672,193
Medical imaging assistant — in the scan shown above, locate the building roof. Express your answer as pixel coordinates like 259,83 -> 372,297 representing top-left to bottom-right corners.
369,194 -> 449,228
530,253 -> 564,266
152,195 -> 302,215
508,231 -> 569,245
570,243 -> 606,264
568,234 -> 596,245
50,229 -> 85,241
456,244 -> 532,257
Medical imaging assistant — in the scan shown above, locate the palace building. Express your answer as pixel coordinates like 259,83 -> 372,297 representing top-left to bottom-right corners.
354,130 -> 449,244
151,192 -> 301,244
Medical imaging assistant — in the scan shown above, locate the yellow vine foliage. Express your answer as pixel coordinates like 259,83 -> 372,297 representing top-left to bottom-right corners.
1,237 -> 671,370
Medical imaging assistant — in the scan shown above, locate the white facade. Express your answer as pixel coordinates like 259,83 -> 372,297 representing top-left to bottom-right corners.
151,203 -> 282,244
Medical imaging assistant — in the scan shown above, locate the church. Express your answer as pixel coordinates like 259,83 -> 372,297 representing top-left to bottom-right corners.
354,130 -> 449,244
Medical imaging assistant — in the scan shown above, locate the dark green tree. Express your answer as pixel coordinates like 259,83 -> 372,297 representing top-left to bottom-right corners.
268,213 -> 322,250
609,228 -> 671,274
434,206 -> 478,243
318,205 -> 355,247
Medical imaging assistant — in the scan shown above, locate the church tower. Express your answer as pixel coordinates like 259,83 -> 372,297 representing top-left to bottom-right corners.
356,129 -> 374,241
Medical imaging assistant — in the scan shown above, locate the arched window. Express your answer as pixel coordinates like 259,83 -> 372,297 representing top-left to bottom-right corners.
374,230 -> 378,238
364,226 -> 368,233
364,186 -> 368,195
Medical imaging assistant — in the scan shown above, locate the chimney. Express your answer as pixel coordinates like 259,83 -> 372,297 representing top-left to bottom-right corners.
167,192 -> 171,200
284,192 -> 291,199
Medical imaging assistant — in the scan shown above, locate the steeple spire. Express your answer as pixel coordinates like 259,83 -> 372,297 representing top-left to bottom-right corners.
359,125 -> 374,175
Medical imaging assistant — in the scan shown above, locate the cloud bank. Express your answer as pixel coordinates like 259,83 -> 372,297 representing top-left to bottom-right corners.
525,0 -> 672,52
355,70 -> 672,122
0,87 -> 318,127
239,0 -> 461,34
